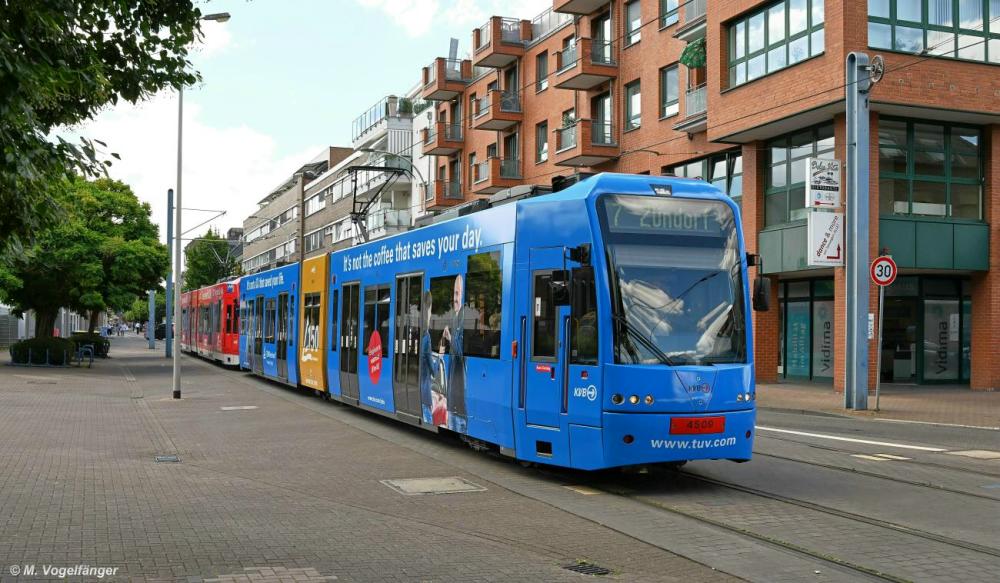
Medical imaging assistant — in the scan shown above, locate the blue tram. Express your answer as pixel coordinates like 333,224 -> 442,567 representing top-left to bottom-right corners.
238,173 -> 767,470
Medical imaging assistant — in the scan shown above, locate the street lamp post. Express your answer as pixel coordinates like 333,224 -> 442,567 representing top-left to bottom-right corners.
172,11 -> 231,400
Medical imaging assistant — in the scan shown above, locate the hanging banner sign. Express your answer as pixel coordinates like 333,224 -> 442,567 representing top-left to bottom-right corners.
806,158 -> 842,208
807,211 -> 845,267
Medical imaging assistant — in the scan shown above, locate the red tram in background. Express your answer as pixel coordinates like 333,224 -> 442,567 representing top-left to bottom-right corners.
180,279 -> 240,366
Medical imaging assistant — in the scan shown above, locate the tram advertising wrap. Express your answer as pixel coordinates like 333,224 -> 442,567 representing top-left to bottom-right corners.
228,174 -> 762,471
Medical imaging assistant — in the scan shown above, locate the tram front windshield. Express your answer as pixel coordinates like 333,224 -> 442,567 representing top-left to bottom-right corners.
599,195 -> 747,366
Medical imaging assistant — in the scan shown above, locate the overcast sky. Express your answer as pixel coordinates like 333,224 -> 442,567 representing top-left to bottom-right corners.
69,0 -> 552,245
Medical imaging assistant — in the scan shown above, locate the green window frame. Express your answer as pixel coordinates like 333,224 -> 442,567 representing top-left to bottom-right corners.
728,0 -> 826,87
868,0 -> 1000,64
666,151 -> 744,205
659,64 -> 679,117
660,0 -> 679,28
625,1 -> 642,46
625,80 -> 641,130
878,118 -> 983,219
765,124 -> 835,227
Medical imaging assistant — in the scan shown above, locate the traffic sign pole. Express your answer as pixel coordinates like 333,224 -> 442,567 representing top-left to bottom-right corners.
870,255 -> 897,412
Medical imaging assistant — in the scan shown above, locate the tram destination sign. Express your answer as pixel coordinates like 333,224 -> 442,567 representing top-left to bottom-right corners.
805,158 -> 842,208
603,197 -> 731,237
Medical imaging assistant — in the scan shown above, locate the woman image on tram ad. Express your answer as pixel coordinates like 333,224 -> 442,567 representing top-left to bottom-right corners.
439,274 -> 467,434
418,289 -> 445,426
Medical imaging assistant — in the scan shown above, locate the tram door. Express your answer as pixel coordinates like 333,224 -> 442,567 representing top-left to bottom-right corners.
253,295 -> 264,374
524,248 -> 570,428
393,274 -> 423,418
276,292 -> 289,380
340,283 -> 361,401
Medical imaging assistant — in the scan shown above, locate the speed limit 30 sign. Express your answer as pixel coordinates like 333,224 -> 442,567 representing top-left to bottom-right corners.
871,256 -> 897,287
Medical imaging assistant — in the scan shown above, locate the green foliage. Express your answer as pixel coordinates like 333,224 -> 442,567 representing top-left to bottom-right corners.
184,228 -> 240,291
679,37 -> 706,69
0,177 -> 168,336
124,291 -> 166,324
9,337 -> 76,365
69,332 -> 110,358
0,1 -> 203,250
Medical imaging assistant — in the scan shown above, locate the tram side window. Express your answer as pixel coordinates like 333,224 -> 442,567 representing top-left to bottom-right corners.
430,275 -> 460,353
329,290 -> 338,352
363,285 -> 390,357
570,270 -> 598,364
464,251 -> 502,358
303,293 -> 321,350
532,272 -> 557,359
265,298 -> 276,343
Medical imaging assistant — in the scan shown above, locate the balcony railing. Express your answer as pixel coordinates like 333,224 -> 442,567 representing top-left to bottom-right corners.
499,158 -> 521,179
442,181 -> 462,199
475,161 -> 490,183
472,65 -> 493,80
426,59 -> 465,84
499,17 -> 522,44
556,124 -> 578,151
557,42 -> 578,71
368,208 -> 412,231
589,40 -> 614,65
686,84 -> 707,117
476,21 -> 492,50
442,123 -> 462,141
531,8 -> 572,41
499,90 -> 521,113
590,121 -> 615,146
684,0 -> 707,23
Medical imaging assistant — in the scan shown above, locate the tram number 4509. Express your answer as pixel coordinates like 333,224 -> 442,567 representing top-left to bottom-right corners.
670,416 -> 726,435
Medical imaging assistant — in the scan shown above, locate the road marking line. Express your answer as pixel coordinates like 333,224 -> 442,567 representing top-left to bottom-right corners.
220,406 -> 258,411
564,485 -> 602,496
756,426 -> 948,452
875,454 -> 911,460
851,454 -> 891,461
946,450 -> 1000,460
872,418 -> 1000,431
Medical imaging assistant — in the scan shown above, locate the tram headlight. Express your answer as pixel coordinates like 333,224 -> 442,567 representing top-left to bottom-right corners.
628,395 -> 639,405
612,394 -> 624,405
745,392 -> 752,402
737,393 -> 744,402
644,395 -> 654,405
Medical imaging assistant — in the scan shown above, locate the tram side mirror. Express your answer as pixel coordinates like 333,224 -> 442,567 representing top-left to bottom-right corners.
753,276 -> 771,312
571,266 -> 595,315
568,243 -> 592,265
550,270 -> 570,306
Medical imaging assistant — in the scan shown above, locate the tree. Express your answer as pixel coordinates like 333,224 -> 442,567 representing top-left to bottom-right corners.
0,177 -> 168,337
124,291 -> 166,325
184,228 -> 241,291
0,1 -> 204,251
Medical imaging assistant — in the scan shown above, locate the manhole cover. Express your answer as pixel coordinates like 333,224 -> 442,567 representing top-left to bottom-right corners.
380,476 -> 486,495
563,562 -> 611,576
154,455 -> 180,463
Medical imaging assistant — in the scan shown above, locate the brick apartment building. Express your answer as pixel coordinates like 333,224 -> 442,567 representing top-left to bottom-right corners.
413,0 -> 1000,390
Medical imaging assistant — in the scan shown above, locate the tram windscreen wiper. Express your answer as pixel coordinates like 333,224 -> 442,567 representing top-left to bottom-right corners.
611,313 -> 678,367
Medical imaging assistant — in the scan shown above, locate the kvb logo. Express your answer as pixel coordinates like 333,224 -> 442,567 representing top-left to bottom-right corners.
572,384 -> 598,401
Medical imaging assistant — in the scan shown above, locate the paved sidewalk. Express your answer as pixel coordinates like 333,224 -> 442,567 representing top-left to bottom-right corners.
0,336 -> 739,583
758,381 -> 1000,428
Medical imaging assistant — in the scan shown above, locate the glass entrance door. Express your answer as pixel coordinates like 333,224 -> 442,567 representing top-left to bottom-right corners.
881,297 -> 918,383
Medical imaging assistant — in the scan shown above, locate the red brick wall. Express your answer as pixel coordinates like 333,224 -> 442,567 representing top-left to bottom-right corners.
742,140 -> 779,382
971,125 -> 1000,391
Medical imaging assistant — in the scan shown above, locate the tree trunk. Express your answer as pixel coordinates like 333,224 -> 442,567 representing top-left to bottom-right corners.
35,310 -> 58,339
87,310 -> 99,334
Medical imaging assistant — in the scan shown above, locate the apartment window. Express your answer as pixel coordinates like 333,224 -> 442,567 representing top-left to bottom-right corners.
659,65 -> 679,117
625,1 -> 642,45
304,230 -> 324,253
625,81 -> 641,130
536,121 -> 549,162
305,193 -> 325,216
869,0 -> 1000,63
766,124 -> 835,226
660,0 -> 679,27
536,51 -> 549,91
729,0 -> 825,87
667,151 -> 744,205
464,251 -> 503,358
879,119 -> 982,219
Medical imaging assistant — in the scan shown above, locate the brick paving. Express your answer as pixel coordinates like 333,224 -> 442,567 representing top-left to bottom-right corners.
758,381 -> 1000,428
0,337 -> 742,583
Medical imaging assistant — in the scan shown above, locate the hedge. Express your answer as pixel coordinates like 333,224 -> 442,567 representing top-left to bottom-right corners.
9,337 -> 77,365
70,332 -> 111,358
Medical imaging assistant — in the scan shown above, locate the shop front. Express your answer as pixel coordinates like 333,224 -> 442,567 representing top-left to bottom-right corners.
776,276 -> 972,385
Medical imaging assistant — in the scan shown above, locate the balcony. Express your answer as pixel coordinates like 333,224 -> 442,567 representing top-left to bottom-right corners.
554,38 -> 617,91
673,84 -> 708,134
472,158 -> 522,194
421,122 -> 464,156
472,17 -> 529,68
674,0 -> 707,42
367,208 -> 412,239
421,58 -> 472,101
553,0 -> 610,15
425,180 -> 464,210
553,120 -> 619,167
472,90 -> 522,131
